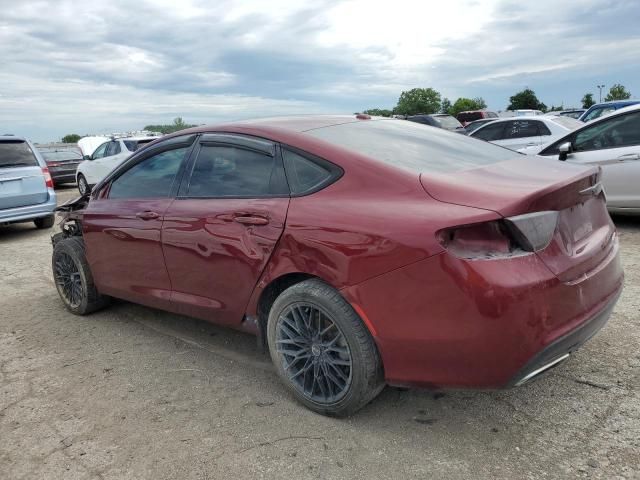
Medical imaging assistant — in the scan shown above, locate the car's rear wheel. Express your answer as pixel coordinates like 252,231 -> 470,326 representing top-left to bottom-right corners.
34,215 -> 55,229
52,237 -> 109,315
267,279 -> 384,416
77,174 -> 89,195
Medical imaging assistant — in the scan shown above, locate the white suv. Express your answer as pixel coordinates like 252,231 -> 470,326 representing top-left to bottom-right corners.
76,136 -> 159,194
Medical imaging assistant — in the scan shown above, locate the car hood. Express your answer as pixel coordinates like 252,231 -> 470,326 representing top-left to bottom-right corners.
419,157 -> 598,217
517,144 -> 545,155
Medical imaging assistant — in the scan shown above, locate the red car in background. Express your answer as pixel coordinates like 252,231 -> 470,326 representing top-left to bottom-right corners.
456,110 -> 499,126
52,115 -> 623,416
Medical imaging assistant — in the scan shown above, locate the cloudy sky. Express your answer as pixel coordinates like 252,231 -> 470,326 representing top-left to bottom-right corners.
1,0 -> 638,142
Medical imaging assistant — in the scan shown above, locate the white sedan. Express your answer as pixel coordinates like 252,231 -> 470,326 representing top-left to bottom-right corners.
469,116 -> 582,151
519,104 -> 640,213
76,136 -> 158,194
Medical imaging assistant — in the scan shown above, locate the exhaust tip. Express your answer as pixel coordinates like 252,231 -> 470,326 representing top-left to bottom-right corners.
515,353 -> 570,386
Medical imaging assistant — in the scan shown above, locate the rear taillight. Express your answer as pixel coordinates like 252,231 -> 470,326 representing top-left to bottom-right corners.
42,167 -> 54,188
438,211 -> 558,259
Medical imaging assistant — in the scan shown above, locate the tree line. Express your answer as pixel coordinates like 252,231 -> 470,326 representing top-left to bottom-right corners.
363,83 -> 633,117
60,85 -> 633,142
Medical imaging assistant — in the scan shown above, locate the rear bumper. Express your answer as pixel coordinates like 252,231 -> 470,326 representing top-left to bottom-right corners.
507,287 -> 621,386
342,236 -> 624,389
50,171 -> 77,184
0,189 -> 57,224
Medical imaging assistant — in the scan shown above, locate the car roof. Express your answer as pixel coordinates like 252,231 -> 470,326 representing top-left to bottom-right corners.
589,99 -> 639,106
0,134 -> 27,142
171,115 -> 390,135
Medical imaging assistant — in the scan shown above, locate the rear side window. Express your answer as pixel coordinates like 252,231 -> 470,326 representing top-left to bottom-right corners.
0,141 -> 38,168
109,147 -> 188,199
307,119 -> 517,174
185,145 -> 288,197
106,141 -> 121,157
282,149 -> 336,195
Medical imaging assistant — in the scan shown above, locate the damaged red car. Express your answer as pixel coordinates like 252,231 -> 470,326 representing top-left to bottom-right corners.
52,115 -> 623,416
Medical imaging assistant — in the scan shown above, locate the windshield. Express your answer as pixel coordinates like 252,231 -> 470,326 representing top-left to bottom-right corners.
306,119 -> 517,174
433,115 -> 463,129
582,106 -> 615,121
465,119 -> 495,133
550,116 -> 583,130
0,141 -> 38,168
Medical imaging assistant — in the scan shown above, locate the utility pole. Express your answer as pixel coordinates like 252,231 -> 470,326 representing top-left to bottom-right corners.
597,84 -> 605,103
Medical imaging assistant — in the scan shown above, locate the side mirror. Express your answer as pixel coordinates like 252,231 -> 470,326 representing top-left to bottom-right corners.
558,142 -> 572,161
83,154 -> 92,160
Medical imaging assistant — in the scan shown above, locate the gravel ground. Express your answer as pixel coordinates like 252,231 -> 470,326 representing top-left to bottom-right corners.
1,185 -> 639,480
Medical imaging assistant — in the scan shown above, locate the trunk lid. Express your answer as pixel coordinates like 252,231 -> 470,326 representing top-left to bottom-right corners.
420,157 -> 599,217
421,157 -> 616,283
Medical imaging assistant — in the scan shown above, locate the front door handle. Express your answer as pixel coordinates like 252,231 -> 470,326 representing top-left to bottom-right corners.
617,153 -> 640,161
233,214 -> 269,226
136,211 -> 160,220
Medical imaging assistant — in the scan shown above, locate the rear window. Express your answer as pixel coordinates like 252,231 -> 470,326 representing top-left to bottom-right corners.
457,112 -> 483,123
39,149 -> 83,161
306,119 -> 517,174
0,141 -> 38,168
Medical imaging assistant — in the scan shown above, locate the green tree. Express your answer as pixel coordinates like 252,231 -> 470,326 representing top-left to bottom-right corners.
449,97 -> 488,116
507,88 -> 547,112
362,108 -> 393,117
144,117 -> 197,134
395,88 -> 441,115
605,84 -> 631,101
61,134 -> 81,143
581,93 -> 595,109
440,98 -> 452,114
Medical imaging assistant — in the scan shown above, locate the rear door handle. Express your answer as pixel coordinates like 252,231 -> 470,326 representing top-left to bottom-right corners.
136,211 -> 160,220
617,153 -> 640,161
233,214 -> 269,226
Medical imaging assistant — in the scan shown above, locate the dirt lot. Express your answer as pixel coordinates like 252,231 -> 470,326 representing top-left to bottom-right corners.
1,185 -> 639,480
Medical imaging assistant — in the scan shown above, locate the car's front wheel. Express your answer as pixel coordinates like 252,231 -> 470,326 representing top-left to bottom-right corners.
77,174 -> 90,196
267,279 -> 384,416
52,237 -> 109,315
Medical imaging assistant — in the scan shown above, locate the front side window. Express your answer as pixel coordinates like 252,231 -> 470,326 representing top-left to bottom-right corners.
504,120 -> 540,139
92,142 -> 109,159
185,145 -> 288,197
574,111 -> 640,152
108,147 -> 188,199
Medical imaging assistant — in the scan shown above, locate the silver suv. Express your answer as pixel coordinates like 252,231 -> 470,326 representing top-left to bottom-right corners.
0,135 -> 57,229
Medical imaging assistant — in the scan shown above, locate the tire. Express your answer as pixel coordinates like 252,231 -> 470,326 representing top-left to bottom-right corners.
77,174 -> 89,195
267,279 -> 384,417
34,215 -> 55,229
52,237 -> 110,315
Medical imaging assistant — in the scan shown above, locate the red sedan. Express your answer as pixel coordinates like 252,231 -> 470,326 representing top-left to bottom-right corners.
52,115 -> 623,416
